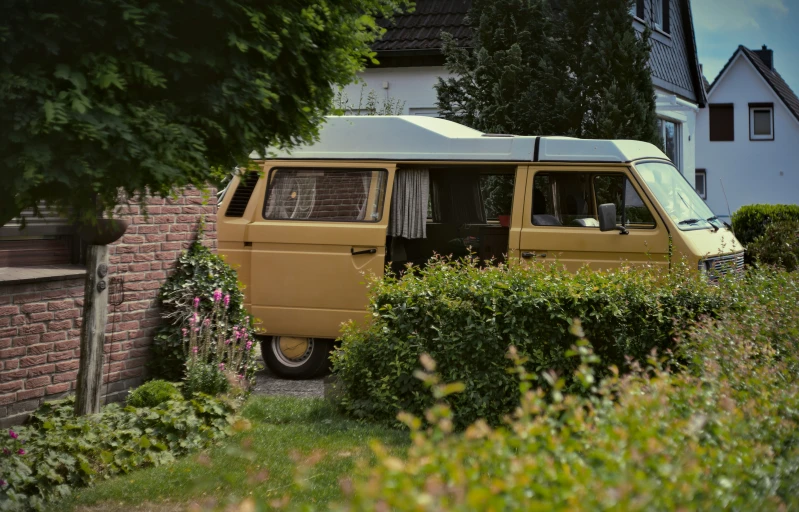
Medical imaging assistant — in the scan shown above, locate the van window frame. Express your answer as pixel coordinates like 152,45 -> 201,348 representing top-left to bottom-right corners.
530,169 -> 658,230
261,167 -> 389,223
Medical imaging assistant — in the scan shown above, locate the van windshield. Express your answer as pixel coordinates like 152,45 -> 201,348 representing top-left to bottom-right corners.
634,161 -> 719,231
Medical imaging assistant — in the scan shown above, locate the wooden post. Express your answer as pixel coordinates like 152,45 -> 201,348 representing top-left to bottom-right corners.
75,244 -> 110,416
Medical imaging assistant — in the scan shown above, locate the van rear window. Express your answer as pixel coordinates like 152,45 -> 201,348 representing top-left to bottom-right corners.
263,168 -> 387,222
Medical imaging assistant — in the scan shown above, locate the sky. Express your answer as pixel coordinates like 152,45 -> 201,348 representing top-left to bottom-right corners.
692,0 -> 799,90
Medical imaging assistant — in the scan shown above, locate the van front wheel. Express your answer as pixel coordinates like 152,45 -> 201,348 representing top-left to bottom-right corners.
262,336 -> 331,379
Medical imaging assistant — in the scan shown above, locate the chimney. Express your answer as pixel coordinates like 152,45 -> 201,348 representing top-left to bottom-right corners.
754,44 -> 774,70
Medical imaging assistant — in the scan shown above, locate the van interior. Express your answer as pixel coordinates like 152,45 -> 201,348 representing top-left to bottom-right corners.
386,166 -> 515,271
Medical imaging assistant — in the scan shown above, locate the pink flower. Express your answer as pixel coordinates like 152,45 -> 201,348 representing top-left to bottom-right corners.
238,374 -> 244,380
193,297 -> 200,309
17,449 -> 25,455
245,341 -> 252,351
181,328 -> 188,337
192,346 -> 198,354
224,294 -> 230,307
9,430 -> 17,440
218,363 -> 225,370
213,289 -> 222,302
203,318 -> 211,327
235,330 -> 242,340
225,339 -> 231,345
2,448 -> 9,455
0,479 -> 5,487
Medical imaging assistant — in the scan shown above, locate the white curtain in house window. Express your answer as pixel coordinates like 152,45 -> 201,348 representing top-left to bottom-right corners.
657,118 -> 681,170
389,168 -> 429,239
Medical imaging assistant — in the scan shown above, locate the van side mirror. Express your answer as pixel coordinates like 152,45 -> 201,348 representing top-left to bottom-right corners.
598,203 -> 629,235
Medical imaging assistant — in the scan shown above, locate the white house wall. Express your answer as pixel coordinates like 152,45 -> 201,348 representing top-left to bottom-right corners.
696,56 -> 799,216
345,69 -> 698,178
341,67 -> 452,116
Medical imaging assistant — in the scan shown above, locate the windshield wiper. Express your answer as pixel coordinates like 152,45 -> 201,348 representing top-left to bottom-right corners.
705,216 -> 720,232
678,218 -> 703,225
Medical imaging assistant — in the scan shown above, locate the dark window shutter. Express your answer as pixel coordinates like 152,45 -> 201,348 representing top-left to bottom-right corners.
709,104 -> 734,141
636,0 -> 644,19
225,172 -> 260,217
662,0 -> 670,32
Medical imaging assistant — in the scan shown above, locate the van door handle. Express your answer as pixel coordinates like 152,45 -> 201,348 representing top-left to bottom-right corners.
522,252 -> 546,259
351,248 -> 377,255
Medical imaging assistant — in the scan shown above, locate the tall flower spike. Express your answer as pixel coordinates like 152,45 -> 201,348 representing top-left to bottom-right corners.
224,294 -> 230,308
193,297 -> 200,309
213,289 -> 222,303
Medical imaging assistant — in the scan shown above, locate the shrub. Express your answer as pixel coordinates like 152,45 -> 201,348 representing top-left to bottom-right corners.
331,257 -> 728,428
180,292 -> 257,398
150,241 -> 253,381
0,394 -> 239,511
731,203 -> 799,247
337,308 -> 799,511
125,380 -> 181,408
747,220 -> 799,271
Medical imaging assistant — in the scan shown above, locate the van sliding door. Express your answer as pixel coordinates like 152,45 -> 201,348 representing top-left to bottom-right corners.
246,163 -> 395,339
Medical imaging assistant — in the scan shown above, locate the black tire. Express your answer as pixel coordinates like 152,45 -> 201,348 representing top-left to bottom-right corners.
261,336 -> 332,379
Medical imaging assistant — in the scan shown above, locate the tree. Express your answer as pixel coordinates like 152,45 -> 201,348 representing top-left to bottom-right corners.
436,0 -> 660,145
0,0 -> 408,225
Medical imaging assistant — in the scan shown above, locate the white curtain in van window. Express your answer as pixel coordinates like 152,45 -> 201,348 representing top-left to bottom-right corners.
389,168 -> 429,239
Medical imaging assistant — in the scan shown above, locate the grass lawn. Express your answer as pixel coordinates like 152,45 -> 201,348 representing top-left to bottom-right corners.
49,396 -> 408,511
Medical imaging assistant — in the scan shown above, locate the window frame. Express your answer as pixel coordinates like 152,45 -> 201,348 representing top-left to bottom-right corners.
651,0 -> 664,31
261,167 -> 389,223
530,170 -> 657,230
657,117 -> 682,170
749,103 -> 774,141
695,169 -> 707,199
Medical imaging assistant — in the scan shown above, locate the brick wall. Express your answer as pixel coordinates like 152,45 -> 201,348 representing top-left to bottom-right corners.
0,188 -> 216,426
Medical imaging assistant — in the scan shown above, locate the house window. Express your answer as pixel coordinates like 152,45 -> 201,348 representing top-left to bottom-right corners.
695,169 -> 707,199
749,103 -> 774,140
632,0 -> 644,19
657,118 -> 681,169
652,0 -> 664,30
709,104 -> 734,141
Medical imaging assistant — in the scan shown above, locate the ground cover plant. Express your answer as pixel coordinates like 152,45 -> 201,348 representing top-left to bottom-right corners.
332,257 -> 730,428
0,394 -> 238,511
48,397 -> 408,512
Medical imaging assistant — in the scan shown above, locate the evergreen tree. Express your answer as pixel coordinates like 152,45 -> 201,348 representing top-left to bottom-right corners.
436,0 -> 660,146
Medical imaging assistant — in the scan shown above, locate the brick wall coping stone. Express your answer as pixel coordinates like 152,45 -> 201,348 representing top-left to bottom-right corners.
0,265 -> 87,285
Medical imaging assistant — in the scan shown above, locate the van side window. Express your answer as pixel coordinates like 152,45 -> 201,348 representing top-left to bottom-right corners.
532,172 -> 655,228
263,168 -> 387,222
594,175 -> 655,228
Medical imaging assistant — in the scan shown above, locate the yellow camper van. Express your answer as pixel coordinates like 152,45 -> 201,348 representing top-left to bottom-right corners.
218,116 -> 743,378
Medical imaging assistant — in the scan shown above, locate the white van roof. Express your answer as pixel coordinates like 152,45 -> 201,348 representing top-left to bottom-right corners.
255,116 -> 670,164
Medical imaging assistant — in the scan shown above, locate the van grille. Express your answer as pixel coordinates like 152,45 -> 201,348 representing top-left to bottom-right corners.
224,172 -> 259,217
701,252 -> 745,281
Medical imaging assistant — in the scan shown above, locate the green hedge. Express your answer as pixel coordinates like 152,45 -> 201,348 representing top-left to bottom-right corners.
731,204 -> 799,247
331,258 -> 729,428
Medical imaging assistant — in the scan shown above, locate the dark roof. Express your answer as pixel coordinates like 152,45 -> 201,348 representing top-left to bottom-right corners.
374,0 -> 471,53
709,46 -> 799,124
702,74 -> 710,92
372,0 -> 706,106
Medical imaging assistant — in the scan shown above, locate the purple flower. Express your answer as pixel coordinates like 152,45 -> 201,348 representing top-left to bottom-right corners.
225,339 -> 231,345
9,430 -> 17,440
17,449 -> 25,455
245,341 -> 252,351
213,289 -> 222,303
223,294 -> 230,307
2,448 -> 9,456
218,363 -> 225,370
0,479 -> 5,487
193,297 -> 200,309
203,318 -> 211,327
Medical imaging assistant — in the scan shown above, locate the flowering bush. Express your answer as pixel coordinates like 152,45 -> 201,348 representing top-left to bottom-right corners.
181,289 -> 258,398
150,241 -> 255,380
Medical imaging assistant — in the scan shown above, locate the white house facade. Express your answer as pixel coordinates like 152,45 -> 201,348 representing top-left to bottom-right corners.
343,0 -> 707,180
696,45 -> 799,218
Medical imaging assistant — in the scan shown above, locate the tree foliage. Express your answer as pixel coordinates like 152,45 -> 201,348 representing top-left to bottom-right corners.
436,0 -> 660,145
0,0 -> 408,225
